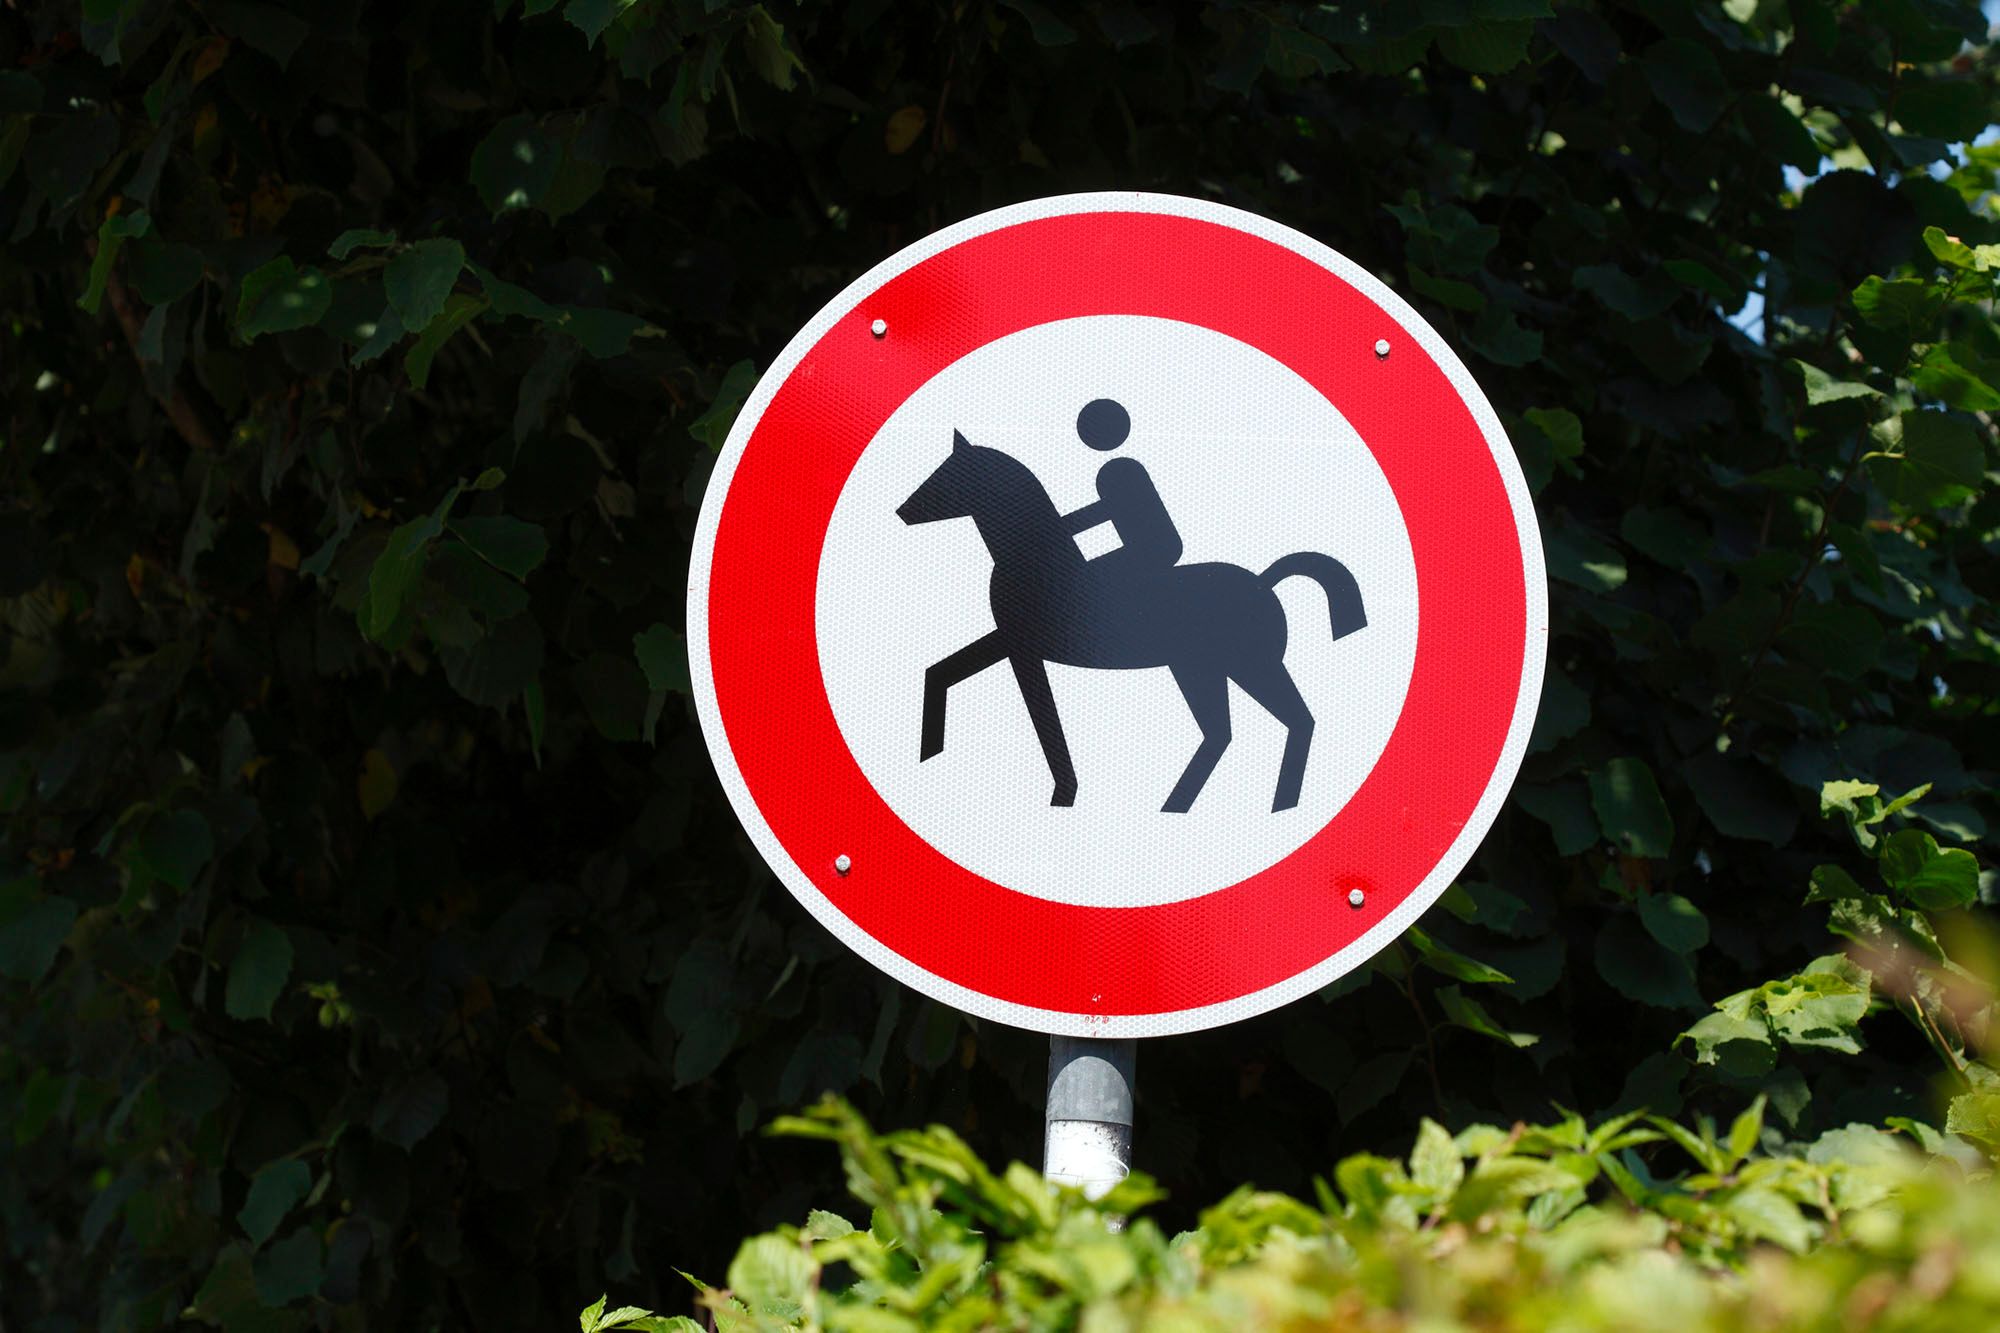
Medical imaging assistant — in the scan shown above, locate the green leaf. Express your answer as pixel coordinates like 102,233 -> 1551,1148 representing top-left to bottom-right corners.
1790,358 -> 1882,406
1725,1094 -> 1766,1167
575,652 -> 650,742
1851,275 -> 1939,340
1409,1117 -> 1465,1195
1338,1051 -> 1412,1125
1545,526 -> 1627,593
363,489 -> 460,642
727,1234 -> 815,1314
1726,1187 -> 1814,1253
742,5 -> 806,88
1866,411 -> 1985,509
351,307 -> 406,366
472,262 -> 564,323
1595,915 -> 1701,1010
674,1010 -> 740,1087
1642,37 -> 1728,131
1912,341 -> 2000,412
1523,407 -> 1583,469
1921,225 -> 2000,272
225,920 -> 294,1023
1878,828 -> 1979,911
803,1209 -> 856,1240
369,1071 -> 449,1150
404,293 -> 490,390
442,615 -> 546,710
1407,927 -> 1513,984
1409,264 -> 1485,311
566,0 -> 638,45
1760,959 -> 1872,1054
1437,19 -> 1533,74
450,516 -> 548,578
1946,1090 -> 2000,1149
128,236 -> 205,305
328,228 -> 398,260
1637,892 -> 1709,955
1686,751 -> 1798,845
1681,1010 -> 1775,1075
206,0 -> 310,68
634,624 -> 691,695
1000,0 -> 1078,45
252,1225 -> 323,1306
237,257 -> 331,340
1805,864 -> 1869,903
1589,758 -> 1674,858
0,880 -> 77,983
472,114 -> 560,214
384,238 -> 465,332
133,808 -> 213,889
561,306 -> 646,358
1464,302 -> 1542,366
1896,78 -> 1987,141
188,1246 -> 269,1331
238,1159 -> 310,1248
0,70 -> 42,114
525,677 -> 547,767
1515,780 -> 1599,855
78,207 -> 149,314
1437,985 -> 1538,1048
1574,263 -> 1678,320
690,359 -> 759,450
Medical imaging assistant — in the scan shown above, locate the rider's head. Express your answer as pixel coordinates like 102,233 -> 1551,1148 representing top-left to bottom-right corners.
1077,399 -> 1130,451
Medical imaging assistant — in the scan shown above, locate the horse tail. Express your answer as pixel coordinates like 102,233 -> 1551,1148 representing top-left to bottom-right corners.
1263,552 -> 1367,641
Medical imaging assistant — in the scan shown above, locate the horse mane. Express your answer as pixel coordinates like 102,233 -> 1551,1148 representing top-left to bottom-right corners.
956,442 -> 1074,564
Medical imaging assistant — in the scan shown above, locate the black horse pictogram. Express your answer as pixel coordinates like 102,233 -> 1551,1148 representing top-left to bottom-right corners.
897,416 -> 1366,813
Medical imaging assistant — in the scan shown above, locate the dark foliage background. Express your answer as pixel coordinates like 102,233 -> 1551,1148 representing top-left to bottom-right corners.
3,0 -> 1997,1327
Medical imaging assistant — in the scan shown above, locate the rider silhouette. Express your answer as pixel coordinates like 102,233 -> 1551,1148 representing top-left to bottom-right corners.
1060,399 -> 1182,576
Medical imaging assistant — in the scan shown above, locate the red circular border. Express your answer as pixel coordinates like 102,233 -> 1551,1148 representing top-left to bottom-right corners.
706,210 -> 1526,1018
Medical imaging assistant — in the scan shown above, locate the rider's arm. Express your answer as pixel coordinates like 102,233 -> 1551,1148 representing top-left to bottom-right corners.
1061,499 -> 1108,533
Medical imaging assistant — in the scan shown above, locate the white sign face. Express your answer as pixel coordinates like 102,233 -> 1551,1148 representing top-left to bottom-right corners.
817,315 -> 1420,907
690,192 -> 1546,1037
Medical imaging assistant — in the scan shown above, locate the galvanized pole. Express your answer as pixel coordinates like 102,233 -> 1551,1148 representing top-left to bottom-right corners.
1044,1036 -> 1136,1200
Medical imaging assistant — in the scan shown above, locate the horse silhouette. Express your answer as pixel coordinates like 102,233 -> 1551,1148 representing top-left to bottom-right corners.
897,430 -> 1367,812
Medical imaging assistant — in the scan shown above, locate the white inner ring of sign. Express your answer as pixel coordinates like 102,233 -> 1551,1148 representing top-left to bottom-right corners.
816,315 -> 1420,908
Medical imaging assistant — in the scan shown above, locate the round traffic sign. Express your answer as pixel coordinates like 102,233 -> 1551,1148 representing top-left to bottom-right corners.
689,193 -> 1547,1038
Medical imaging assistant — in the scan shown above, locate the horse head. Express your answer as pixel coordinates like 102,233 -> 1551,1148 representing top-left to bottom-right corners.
897,430 -> 982,525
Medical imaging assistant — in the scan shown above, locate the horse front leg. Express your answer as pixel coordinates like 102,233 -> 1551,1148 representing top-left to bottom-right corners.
921,630 -> 1007,761
1009,655 -> 1077,807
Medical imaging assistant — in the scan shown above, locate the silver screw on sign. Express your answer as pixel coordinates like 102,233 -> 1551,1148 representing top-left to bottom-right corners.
1373,338 -> 1390,360
1348,887 -> 1366,908
834,854 -> 852,876
870,318 -> 887,339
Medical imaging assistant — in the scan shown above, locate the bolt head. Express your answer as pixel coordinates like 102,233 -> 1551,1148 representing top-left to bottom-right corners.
1347,887 -> 1365,908
1373,338 -> 1391,359
870,318 -> 887,338
834,854 -> 852,875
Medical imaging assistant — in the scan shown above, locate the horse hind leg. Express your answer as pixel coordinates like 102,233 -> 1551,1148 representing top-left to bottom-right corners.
1163,667 -> 1230,813
1232,660 -> 1315,812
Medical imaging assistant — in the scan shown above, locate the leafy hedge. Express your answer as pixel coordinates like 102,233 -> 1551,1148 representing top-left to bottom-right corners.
3,0 -> 1998,1328
589,1097 -> 1998,1331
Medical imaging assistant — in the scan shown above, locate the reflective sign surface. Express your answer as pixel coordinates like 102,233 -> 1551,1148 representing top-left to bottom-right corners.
689,193 -> 1546,1037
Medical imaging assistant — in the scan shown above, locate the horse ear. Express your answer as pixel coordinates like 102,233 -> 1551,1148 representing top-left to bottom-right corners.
951,430 -> 970,454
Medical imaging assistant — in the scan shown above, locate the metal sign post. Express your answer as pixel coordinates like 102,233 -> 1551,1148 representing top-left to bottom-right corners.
1044,1036 -> 1136,1200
